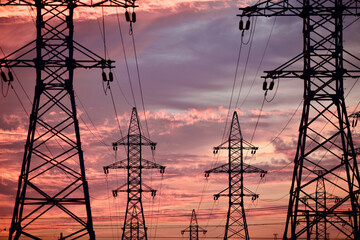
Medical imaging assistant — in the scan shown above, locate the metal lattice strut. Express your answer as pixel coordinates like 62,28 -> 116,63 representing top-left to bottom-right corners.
205,111 -> 267,240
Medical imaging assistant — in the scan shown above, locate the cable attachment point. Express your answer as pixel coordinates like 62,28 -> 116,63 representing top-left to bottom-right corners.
245,18 -> 251,30
1,71 -> 7,82
102,71 -> 113,82
1,69 -> 13,83
262,79 -> 275,91
102,71 -> 107,82
239,17 -> 251,31
112,142 -> 118,151
125,10 -> 136,23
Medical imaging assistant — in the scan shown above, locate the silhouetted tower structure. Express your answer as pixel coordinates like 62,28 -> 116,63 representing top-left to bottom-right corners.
239,0 -> 360,239
0,0 -> 137,239
301,170 -> 340,240
103,107 -> 165,240
314,170 -> 327,240
181,209 -> 207,240
204,111 -> 267,240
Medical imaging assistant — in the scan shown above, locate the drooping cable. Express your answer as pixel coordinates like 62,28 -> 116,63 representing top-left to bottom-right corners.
105,174 -> 116,239
101,6 -> 107,60
239,16 -> 277,108
250,95 -> 266,143
130,25 -> 151,139
75,92 -> 110,147
221,36 -> 244,145
153,174 -> 164,239
261,100 -> 303,149
235,16 -> 258,108
116,7 -> 137,108
108,84 -> 125,142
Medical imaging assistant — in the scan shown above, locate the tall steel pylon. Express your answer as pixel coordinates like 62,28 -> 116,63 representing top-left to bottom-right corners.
103,107 -> 165,240
0,0 -> 136,239
181,209 -> 207,240
204,111 -> 267,240
239,0 -> 360,239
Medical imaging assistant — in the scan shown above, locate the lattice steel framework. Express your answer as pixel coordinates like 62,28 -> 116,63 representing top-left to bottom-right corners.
204,111 -> 267,240
239,0 -> 360,239
0,0 -> 136,239
181,209 -> 207,240
300,170 -> 341,239
103,107 -> 165,240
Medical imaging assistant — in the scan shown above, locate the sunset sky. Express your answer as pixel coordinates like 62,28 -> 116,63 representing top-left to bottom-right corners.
0,0 -> 359,239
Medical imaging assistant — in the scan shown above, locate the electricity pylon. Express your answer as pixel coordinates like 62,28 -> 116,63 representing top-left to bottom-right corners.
300,170 -> 341,240
204,111 -> 267,240
103,107 -> 165,240
239,0 -> 360,239
0,0 -> 136,239
181,209 -> 207,240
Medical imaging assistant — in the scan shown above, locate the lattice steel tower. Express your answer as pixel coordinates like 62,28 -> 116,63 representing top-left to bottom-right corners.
181,209 -> 207,240
103,107 -> 165,240
0,0 -> 136,239
239,0 -> 360,239
205,111 -> 267,240
301,170 -> 341,239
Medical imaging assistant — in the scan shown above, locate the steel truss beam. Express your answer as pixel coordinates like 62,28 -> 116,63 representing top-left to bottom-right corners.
239,1 -> 360,239
205,111 -> 267,240
1,0 -> 136,239
104,107 -> 165,240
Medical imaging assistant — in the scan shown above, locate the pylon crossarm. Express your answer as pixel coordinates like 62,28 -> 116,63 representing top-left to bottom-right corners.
205,163 -> 229,177
0,0 -> 136,7
103,159 -> 127,173
213,187 -> 229,200
214,140 -> 229,150
112,183 -> 128,194
213,187 -> 259,200
262,40 -> 360,80
349,111 -> 360,118
1,43 -> 114,69
239,0 -> 301,17
243,163 -> 267,175
205,162 -> 266,178
242,139 -> 258,150
239,0 -> 359,17
142,183 -> 156,193
113,135 -> 157,147
181,226 -> 189,234
141,159 -> 165,173
243,186 -> 258,199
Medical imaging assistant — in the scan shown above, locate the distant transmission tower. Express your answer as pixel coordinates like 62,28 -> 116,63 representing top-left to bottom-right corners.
239,0 -> 360,239
104,107 -> 165,240
0,0 -> 136,239
181,209 -> 207,240
205,111 -> 267,240
301,170 -> 341,240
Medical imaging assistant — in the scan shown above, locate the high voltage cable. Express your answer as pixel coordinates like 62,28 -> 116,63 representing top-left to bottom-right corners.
116,7 -> 137,107
221,36 -> 244,145
235,16 -> 258,109
130,25 -> 151,140
250,95 -> 266,143
260,100 -> 303,149
239,16 -> 277,108
75,92 -> 110,147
